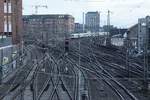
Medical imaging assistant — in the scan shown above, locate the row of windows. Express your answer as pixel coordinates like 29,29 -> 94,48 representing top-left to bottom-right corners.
28,18 -> 71,22
26,21 -> 71,25
26,25 -> 67,28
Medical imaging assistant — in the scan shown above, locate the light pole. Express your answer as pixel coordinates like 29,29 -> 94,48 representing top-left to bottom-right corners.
143,19 -> 149,91
78,32 -> 81,100
78,12 -> 85,100
125,31 -> 130,78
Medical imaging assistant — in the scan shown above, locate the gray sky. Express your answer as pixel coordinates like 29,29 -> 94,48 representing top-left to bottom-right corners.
23,0 -> 150,28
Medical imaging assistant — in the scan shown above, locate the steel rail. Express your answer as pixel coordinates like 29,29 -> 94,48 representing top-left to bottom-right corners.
68,44 -> 138,100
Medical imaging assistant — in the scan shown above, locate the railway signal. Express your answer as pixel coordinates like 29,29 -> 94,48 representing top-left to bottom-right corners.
65,38 -> 69,52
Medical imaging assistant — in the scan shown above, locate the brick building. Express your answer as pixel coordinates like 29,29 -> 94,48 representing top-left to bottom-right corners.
23,14 -> 74,40
0,0 -> 22,44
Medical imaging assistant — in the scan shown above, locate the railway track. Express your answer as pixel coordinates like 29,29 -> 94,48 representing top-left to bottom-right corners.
11,54 -> 48,99
0,45 -> 46,99
0,38 -> 145,100
60,56 -> 79,100
65,55 -> 90,100
51,38 -> 141,100
70,44 -> 142,79
69,51 -> 138,100
47,43 -> 88,100
68,40 -> 139,100
32,48 -> 75,100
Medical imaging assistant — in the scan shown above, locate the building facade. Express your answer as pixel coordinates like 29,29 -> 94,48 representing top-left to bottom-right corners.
23,14 -> 74,40
74,23 -> 83,33
126,16 -> 150,54
138,16 -> 150,52
124,24 -> 138,55
85,11 -> 100,32
127,24 -> 138,49
0,0 -> 22,44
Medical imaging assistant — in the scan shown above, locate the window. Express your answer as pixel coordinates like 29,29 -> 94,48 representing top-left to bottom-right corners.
8,1 -> 11,13
4,0 -> 7,13
141,22 -> 146,26
8,16 -> 12,32
4,16 -> 7,32
4,0 -> 11,13
4,16 -> 12,32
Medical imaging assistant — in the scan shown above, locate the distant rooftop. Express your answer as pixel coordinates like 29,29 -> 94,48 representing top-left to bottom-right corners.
23,14 -> 74,20
86,11 -> 99,14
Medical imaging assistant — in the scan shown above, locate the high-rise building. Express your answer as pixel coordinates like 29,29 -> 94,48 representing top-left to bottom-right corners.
23,14 -> 75,40
85,11 -> 100,32
0,0 -> 22,44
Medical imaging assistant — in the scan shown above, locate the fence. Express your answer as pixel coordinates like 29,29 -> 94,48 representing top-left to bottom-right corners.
0,45 -> 21,79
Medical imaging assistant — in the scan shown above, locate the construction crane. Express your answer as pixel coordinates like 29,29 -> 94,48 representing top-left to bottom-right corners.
32,5 -> 48,14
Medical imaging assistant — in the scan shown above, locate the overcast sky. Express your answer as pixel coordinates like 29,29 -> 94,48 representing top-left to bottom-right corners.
23,0 -> 150,28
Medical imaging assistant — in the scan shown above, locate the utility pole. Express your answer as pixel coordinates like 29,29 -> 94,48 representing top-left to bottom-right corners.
78,32 -> 81,100
106,10 -> 111,46
143,19 -> 149,91
126,31 -> 130,78
33,73 -> 37,100
99,11 -> 101,32
78,12 -> 85,100
83,12 -> 85,33
98,11 -> 101,43
143,42 -> 148,91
